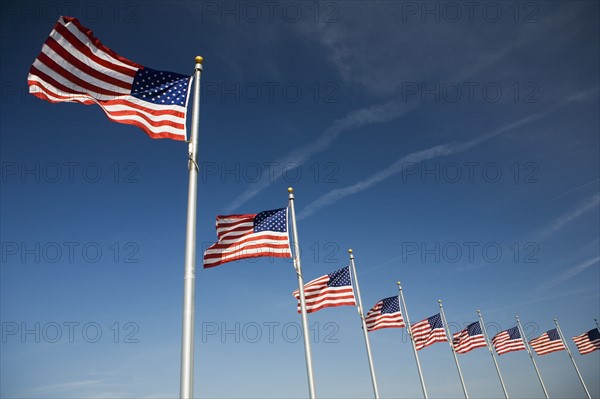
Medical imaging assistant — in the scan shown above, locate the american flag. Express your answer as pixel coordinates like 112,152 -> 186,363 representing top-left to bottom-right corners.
452,321 -> 488,354
412,313 -> 448,350
572,328 -> 600,355
203,208 -> 292,268
492,326 -> 526,355
530,328 -> 566,355
28,16 -> 191,140
365,296 -> 406,332
293,266 -> 356,313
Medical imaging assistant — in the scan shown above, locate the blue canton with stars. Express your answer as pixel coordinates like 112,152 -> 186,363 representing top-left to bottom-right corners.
588,328 -> 600,341
465,321 -> 482,336
130,67 -> 190,106
428,314 -> 443,329
547,328 -> 561,341
328,266 -> 352,287
380,296 -> 400,314
506,326 -> 521,340
254,208 -> 287,233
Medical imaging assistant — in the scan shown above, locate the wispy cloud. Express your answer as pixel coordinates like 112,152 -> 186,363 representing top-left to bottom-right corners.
539,256 -> 600,291
26,379 -> 106,396
539,194 -> 600,236
223,101 -> 416,213
298,89 -> 597,219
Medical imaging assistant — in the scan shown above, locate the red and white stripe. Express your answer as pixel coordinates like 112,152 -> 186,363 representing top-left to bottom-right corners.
203,214 -> 292,268
28,16 -> 189,140
452,330 -> 487,354
492,331 -> 526,355
293,274 -> 356,314
365,300 -> 405,332
572,330 -> 600,355
530,333 -> 565,356
412,319 -> 447,351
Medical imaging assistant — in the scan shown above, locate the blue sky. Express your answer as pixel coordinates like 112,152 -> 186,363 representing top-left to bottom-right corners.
1,1 -> 599,398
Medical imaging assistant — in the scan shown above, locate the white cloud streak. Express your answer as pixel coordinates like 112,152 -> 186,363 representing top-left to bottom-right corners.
298,88 -> 598,219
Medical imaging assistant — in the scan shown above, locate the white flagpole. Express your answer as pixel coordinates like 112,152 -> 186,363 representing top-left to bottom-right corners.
438,300 -> 469,399
180,56 -> 203,399
397,282 -> 428,399
477,310 -> 509,399
348,249 -> 380,399
515,316 -> 549,399
288,187 -> 317,399
553,318 -> 591,399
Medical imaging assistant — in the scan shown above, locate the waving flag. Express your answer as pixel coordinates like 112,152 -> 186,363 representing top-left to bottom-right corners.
492,326 -> 526,355
452,321 -> 487,354
530,328 -> 566,355
293,266 -> 355,313
572,328 -> 600,355
203,208 -> 292,268
412,313 -> 447,350
28,16 -> 192,140
365,296 -> 405,332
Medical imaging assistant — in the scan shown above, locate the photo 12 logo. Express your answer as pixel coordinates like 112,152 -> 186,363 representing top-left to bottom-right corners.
201,321 -> 340,344
1,321 -> 139,344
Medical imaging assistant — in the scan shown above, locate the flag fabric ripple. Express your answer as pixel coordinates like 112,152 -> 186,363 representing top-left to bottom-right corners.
412,313 -> 448,350
28,16 -> 192,140
572,328 -> 600,355
492,326 -> 526,355
293,266 -> 356,313
452,321 -> 488,354
365,296 -> 406,332
203,208 -> 292,268
530,328 -> 566,355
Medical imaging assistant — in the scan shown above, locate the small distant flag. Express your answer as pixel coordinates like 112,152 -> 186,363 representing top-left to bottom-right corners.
365,296 -> 406,332
203,208 -> 292,268
452,321 -> 487,354
28,16 -> 192,140
293,266 -> 356,313
572,328 -> 600,355
492,326 -> 526,355
530,328 -> 566,355
412,313 -> 447,350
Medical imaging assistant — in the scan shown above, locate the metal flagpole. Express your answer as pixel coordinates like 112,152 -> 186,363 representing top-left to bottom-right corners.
554,318 -> 591,399
595,319 -> 600,331
477,310 -> 509,399
180,56 -> 203,399
438,300 -> 469,399
515,316 -> 549,399
397,282 -> 428,399
288,187 -> 317,399
348,249 -> 380,399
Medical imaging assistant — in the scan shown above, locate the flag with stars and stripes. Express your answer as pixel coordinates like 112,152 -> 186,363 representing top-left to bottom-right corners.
28,16 -> 192,140
572,328 -> 600,355
452,321 -> 488,354
412,313 -> 448,350
492,326 -> 526,355
365,296 -> 406,332
293,266 -> 356,313
203,208 -> 292,268
530,328 -> 566,355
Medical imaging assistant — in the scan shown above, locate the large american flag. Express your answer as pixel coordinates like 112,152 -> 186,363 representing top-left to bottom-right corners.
203,208 -> 292,268
530,328 -> 566,355
572,328 -> 600,355
293,266 -> 356,313
365,296 -> 405,332
452,321 -> 488,354
412,313 -> 448,350
28,16 -> 192,140
492,326 -> 526,355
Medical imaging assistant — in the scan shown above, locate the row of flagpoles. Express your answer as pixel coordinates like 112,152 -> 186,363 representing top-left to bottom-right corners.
201,190 -> 599,399
26,17 -> 599,398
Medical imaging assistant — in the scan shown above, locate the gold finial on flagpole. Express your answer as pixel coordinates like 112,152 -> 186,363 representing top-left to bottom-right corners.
348,249 -> 353,254
288,187 -> 294,193
195,56 -> 204,64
